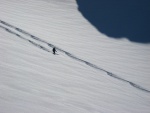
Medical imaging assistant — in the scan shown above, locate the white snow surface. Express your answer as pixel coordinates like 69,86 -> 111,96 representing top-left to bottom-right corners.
0,0 -> 150,113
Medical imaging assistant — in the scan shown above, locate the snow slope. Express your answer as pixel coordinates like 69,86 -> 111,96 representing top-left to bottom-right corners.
0,0 -> 150,113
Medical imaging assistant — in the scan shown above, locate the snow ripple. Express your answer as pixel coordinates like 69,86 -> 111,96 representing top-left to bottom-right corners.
0,20 -> 150,93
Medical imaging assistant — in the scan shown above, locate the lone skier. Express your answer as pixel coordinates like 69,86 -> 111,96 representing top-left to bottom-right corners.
52,47 -> 57,55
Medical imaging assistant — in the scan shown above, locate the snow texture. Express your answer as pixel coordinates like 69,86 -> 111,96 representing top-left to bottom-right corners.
0,0 -> 150,113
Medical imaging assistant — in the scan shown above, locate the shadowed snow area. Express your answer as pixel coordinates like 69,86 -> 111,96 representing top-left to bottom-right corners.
76,0 -> 150,43
0,0 -> 150,113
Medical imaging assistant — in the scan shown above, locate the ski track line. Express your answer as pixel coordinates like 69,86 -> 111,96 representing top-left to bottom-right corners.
0,20 -> 150,93
0,25 -> 51,53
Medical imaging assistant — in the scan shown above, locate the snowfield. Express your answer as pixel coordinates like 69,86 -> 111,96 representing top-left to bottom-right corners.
0,0 -> 150,113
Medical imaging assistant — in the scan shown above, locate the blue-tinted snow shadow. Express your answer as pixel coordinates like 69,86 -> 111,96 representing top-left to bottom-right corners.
76,0 -> 150,43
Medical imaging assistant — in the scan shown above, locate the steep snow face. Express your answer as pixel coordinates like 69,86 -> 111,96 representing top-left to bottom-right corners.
0,0 -> 150,113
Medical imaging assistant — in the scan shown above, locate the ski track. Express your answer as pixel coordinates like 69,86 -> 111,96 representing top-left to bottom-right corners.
0,19 -> 150,93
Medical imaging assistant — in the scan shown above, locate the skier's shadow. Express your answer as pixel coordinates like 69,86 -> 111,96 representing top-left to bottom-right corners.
76,0 -> 150,43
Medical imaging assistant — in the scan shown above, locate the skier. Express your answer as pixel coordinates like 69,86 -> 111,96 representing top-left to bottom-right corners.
52,47 -> 57,55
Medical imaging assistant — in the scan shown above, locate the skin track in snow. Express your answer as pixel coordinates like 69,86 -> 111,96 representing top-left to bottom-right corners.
0,20 -> 150,93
